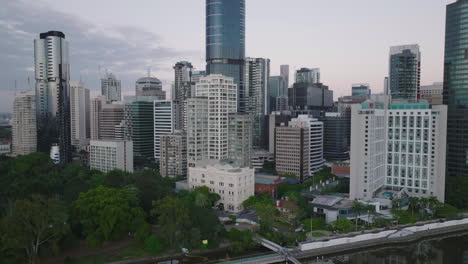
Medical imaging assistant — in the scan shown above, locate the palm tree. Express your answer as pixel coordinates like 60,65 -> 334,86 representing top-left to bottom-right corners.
351,202 -> 365,231
408,197 -> 419,216
427,196 -> 441,218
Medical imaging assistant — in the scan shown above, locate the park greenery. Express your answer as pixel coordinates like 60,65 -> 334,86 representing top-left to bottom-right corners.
0,153 -> 229,264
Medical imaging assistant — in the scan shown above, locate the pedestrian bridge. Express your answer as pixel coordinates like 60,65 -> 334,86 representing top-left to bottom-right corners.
253,237 -> 302,264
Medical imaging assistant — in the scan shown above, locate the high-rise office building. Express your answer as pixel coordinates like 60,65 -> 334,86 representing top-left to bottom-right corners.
34,30 -> 71,163
160,131 -> 187,178
288,82 -> 334,112
295,68 -> 320,84
352,83 -> 371,96
444,0 -> 468,178
389,44 -> 421,101
12,91 -> 37,156
187,75 -> 237,166
173,61 -> 194,131
206,0 -> 245,110
320,112 -> 349,160
268,112 -> 292,153
154,100 -> 178,161
135,76 -> 166,98
228,114 -> 252,167
90,96 -> 109,140
89,140 -> 133,173
350,100 -> 447,202
268,76 -> 287,113
123,96 -> 159,165
98,103 -> 125,140
101,72 -> 121,102
70,81 -> 90,147
280,65 -> 290,89
245,58 -> 270,148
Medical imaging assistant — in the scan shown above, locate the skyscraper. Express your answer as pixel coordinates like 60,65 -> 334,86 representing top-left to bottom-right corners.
268,76 -> 287,113
280,65 -> 290,89
245,57 -> 270,148
154,100 -> 178,161
444,0 -> 468,178
173,61 -> 194,131
90,96 -> 109,140
206,0 -> 245,110
70,81 -> 90,147
389,44 -> 421,101
12,91 -> 37,156
34,30 -> 71,163
135,76 -> 166,98
295,68 -> 320,84
352,83 -> 371,96
101,72 -> 121,102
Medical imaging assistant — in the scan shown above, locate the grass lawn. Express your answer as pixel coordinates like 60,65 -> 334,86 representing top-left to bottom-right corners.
64,242 -> 153,264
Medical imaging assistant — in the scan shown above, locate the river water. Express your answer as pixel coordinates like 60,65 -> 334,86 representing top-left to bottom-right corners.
301,232 -> 468,264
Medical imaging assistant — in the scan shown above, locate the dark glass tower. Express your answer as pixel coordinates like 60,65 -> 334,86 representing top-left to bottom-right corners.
206,0 -> 245,110
444,0 -> 468,178
389,45 -> 421,101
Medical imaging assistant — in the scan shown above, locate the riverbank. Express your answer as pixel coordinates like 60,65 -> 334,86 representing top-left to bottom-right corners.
295,217 -> 468,260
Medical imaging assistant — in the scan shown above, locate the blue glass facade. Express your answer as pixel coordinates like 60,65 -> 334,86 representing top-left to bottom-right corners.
444,0 -> 468,177
206,0 -> 245,109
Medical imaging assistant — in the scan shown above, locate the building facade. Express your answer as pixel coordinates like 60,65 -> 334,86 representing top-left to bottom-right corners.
350,100 -> 447,202
89,140 -> 133,173
90,96 -> 109,140
352,83 -> 371,96
154,100 -> 178,161
135,76 -> 166,98
34,30 -> 71,163
206,0 -> 245,110
188,160 -> 254,213
173,61 -> 194,131
444,0 -> 468,178
12,91 -> 37,156
160,131 -> 187,178
275,125 -> 310,181
98,103 -> 125,140
101,72 -> 121,102
288,82 -> 334,111
280,65 -> 290,89
228,114 -> 252,167
389,44 -> 421,101
320,112 -> 350,160
295,68 -> 320,84
268,76 -> 287,113
70,81 -> 90,147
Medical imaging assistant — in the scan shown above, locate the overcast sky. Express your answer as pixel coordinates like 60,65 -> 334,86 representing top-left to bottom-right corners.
0,0 -> 455,113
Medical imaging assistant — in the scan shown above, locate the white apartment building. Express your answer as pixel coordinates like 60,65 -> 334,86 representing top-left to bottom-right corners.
188,160 -> 255,213
0,143 -> 11,155
70,81 -> 90,147
12,91 -> 37,155
187,74 -> 237,166
89,140 -> 133,173
350,100 -> 447,202
101,72 -> 121,102
154,100 -> 178,161
289,115 -> 325,174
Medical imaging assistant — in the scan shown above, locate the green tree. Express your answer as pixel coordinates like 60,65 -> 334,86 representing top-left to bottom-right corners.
145,235 -> 164,254
151,196 -> 191,248
435,203 -> 460,219
227,228 -> 255,253
408,197 -> 420,217
330,218 -> 353,233
74,186 -> 146,246
2,195 -> 69,264
351,202 -> 366,231
255,203 -> 278,232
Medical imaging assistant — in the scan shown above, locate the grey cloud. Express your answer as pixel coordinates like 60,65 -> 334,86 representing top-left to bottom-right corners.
0,0 -> 203,112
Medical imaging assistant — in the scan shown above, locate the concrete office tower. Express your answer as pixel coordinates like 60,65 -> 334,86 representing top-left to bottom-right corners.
206,0 -> 245,110
174,61 -> 194,131
268,76 -> 287,113
420,82 -> 443,105
135,76 -> 166,98
187,75 -> 237,166
280,65 -> 290,88
101,72 -> 121,102
99,102 -> 125,140
389,44 -> 421,101
295,68 -> 320,84
154,100 -> 178,161
70,81 -> 90,147
245,58 -> 270,148
268,112 -> 292,153
90,96 -> 109,140
320,112 -> 349,160
123,96 -> 159,164
352,84 -> 371,96
444,0 -> 468,178
191,70 -> 206,84
350,100 -> 447,202
188,160 -> 254,212
275,96 -> 289,112
12,91 -> 37,155
160,131 -> 187,178
34,30 -> 71,163
275,124 -> 310,182
228,114 -> 252,167
89,140 -> 133,173
290,115 -> 325,174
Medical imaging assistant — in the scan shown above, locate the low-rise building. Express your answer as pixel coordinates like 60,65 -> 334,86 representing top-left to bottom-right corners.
255,173 -> 283,197
188,160 -> 254,213
332,161 -> 350,178
0,142 -> 11,155
251,149 -> 274,170
309,195 -> 355,224
89,140 -> 133,173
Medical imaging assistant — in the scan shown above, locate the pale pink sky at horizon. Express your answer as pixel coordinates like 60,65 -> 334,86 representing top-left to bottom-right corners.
0,0 -> 457,112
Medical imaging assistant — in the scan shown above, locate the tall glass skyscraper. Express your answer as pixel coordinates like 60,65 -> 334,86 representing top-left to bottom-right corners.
444,0 -> 468,178
206,0 -> 245,110
389,44 -> 421,101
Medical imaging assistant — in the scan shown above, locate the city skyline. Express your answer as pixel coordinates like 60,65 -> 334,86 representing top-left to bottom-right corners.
0,0 -> 452,112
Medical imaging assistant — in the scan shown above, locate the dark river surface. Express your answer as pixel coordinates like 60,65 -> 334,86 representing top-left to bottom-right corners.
300,232 -> 468,264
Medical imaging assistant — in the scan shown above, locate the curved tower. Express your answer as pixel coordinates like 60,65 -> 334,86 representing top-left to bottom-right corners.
206,0 -> 245,110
